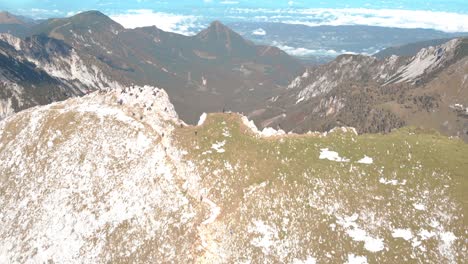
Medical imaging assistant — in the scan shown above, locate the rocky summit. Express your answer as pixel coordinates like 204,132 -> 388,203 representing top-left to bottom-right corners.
1,86 -> 466,263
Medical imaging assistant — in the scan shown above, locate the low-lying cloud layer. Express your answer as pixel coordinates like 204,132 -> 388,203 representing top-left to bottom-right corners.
109,7 -> 468,35
110,9 -> 201,36
229,7 -> 468,33
277,8 -> 468,33
271,41 -> 358,57
252,28 -> 266,36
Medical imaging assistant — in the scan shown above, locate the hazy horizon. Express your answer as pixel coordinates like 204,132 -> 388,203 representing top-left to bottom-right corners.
1,0 -> 468,35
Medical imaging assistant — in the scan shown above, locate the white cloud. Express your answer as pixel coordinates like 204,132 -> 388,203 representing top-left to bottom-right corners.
66,11 -> 79,17
220,1 -> 239,4
18,8 -> 62,18
229,8 -> 468,32
110,9 -> 201,35
252,28 -> 266,36
272,42 -> 349,57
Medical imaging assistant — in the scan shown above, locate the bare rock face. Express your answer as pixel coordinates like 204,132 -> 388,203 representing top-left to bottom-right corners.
0,32 -> 128,121
254,38 -> 468,141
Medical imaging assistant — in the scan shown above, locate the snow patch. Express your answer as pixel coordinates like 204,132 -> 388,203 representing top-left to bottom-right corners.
418,229 -> 436,240
222,127 -> 231,137
357,156 -> 373,164
326,127 -> 358,136
241,116 -> 285,137
438,231 -> 457,260
392,228 -> 413,241
261,127 -> 286,137
348,229 -> 385,252
379,178 -> 406,186
336,214 -> 385,253
319,148 -> 350,162
440,232 -> 457,244
211,141 -> 226,153
248,220 -> 279,255
345,254 -> 368,264
198,112 -> 207,126
413,203 -> 426,211
292,256 -> 316,264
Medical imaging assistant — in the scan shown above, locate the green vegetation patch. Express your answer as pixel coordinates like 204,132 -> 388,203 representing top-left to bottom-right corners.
174,113 -> 468,263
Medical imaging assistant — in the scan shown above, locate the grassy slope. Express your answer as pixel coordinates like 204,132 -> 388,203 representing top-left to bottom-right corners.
174,113 -> 468,263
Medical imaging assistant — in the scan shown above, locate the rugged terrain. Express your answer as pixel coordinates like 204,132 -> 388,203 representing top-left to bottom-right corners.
0,86 -> 466,263
0,32 -> 124,120
2,10 -> 468,142
374,38 -> 456,59
0,11 -> 35,38
0,11 -> 303,123
30,11 -> 303,122
253,38 -> 468,142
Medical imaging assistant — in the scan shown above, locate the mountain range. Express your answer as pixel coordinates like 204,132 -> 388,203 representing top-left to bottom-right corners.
0,11 -> 36,38
251,38 -> 468,142
1,9 -> 467,263
0,9 -> 467,142
0,11 -> 468,140
0,11 -> 303,123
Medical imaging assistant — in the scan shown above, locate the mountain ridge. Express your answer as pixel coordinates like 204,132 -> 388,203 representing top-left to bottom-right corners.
1,11 -> 467,142
0,11 -> 25,25
0,11 -> 304,123
0,85 -> 466,262
253,37 -> 468,141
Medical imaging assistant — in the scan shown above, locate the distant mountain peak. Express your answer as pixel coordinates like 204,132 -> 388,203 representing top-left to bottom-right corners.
198,20 -> 237,39
77,10 -> 106,16
30,10 -> 124,41
0,11 -> 25,25
196,20 -> 255,56
69,10 -> 123,29
209,20 -> 227,29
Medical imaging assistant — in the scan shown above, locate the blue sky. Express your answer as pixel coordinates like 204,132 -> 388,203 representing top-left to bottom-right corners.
2,0 -> 468,33
2,0 -> 468,13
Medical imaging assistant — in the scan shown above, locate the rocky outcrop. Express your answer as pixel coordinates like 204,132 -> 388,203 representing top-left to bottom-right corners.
255,38 -> 468,141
